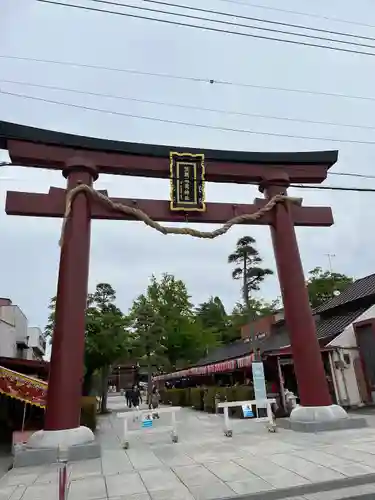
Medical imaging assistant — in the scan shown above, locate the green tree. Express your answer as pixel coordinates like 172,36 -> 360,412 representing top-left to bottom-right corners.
85,283 -> 130,412
44,283 -> 130,412
307,267 -> 354,308
225,298 -> 281,343
195,296 -> 228,343
147,274 -> 209,367
228,236 -> 273,308
44,296 -> 56,339
128,295 -> 167,403
129,274 -> 219,372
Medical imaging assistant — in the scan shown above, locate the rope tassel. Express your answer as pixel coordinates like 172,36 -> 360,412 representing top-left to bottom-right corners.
59,184 -> 301,247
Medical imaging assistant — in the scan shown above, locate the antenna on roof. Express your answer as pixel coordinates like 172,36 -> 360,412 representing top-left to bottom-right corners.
325,253 -> 336,273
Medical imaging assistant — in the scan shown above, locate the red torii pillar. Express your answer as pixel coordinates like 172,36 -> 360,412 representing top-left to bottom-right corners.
260,175 -> 347,425
1,121 -> 348,446
44,159 -> 97,434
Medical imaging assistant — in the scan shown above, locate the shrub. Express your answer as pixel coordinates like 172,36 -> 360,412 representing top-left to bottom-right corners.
190,388 -> 204,410
159,390 -> 169,405
161,385 -> 256,417
80,397 -> 97,432
230,386 -> 254,418
233,385 -> 254,402
203,387 -> 217,413
180,388 -> 191,407
167,388 -> 188,406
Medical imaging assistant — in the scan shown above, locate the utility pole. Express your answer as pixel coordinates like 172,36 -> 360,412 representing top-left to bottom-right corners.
325,253 -> 336,273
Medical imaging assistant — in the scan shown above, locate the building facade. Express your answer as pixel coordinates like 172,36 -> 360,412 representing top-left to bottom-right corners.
0,298 -> 45,361
26,327 -> 46,361
154,273 -> 375,410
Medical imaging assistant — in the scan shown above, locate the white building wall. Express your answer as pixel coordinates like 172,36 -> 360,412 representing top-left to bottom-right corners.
0,304 -> 28,344
27,327 -> 45,359
327,304 -> 375,407
0,320 -> 16,358
0,301 -> 31,360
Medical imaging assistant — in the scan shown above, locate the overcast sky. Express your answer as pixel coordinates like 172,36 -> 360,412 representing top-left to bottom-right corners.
1,0 -> 375,335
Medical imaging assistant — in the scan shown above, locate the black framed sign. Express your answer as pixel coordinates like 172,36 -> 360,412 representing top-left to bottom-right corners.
169,151 -> 206,212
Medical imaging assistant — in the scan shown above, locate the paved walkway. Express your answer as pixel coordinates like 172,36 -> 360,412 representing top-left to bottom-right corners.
2,396 -> 375,499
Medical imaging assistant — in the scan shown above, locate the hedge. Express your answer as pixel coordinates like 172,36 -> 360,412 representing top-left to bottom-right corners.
159,385 -> 255,417
80,396 -> 97,432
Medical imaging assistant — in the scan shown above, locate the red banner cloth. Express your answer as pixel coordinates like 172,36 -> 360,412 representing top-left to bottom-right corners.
0,366 -> 47,408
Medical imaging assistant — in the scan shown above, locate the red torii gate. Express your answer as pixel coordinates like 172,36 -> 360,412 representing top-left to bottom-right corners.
0,121 -> 346,447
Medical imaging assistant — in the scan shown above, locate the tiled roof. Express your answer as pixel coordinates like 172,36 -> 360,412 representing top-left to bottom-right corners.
315,307 -> 368,340
195,340 -> 251,366
193,305 -> 368,366
262,306 -> 368,351
314,273 -> 375,314
193,273 -> 375,367
195,326 -> 292,366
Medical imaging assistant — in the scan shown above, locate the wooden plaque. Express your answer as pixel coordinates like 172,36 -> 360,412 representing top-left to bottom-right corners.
169,152 -> 206,212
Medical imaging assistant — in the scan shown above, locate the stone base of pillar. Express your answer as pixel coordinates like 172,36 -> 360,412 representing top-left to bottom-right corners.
11,426 -> 100,467
278,405 -> 368,433
290,404 -> 348,423
27,426 -> 95,449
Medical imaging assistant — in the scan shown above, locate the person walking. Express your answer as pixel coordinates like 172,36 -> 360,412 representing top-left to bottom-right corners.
131,385 -> 142,410
125,388 -> 132,408
150,386 -> 160,419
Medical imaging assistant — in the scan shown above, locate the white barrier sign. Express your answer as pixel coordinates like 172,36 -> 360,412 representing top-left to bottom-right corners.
252,361 -> 267,408
242,405 -> 254,418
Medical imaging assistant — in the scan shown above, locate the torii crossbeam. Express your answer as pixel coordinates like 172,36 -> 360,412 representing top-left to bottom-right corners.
0,120 -> 346,450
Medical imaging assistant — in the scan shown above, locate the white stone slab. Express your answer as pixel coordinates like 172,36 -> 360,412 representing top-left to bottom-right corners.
68,476 -> 106,500
149,485 -> 194,500
139,468 -> 182,491
227,477 -> 274,495
233,456 -> 310,488
293,449 -> 375,477
0,486 -> 17,500
304,481 -> 375,499
109,495 -> 150,500
21,483 -> 58,500
105,471 -> 147,497
269,453 -> 345,482
69,458 -> 102,480
205,461 -> 257,482
173,464 -> 220,487
188,482 -> 235,500
0,471 -> 38,487
126,450 -> 164,470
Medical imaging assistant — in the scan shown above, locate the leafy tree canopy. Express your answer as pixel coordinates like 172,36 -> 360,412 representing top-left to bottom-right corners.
195,296 -> 228,333
128,274 -> 219,371
228,236 -> 273,308
85,283 -> 130,374
224,298 -> 281,343
306,267 -> 354,309
44,283 -> 130,401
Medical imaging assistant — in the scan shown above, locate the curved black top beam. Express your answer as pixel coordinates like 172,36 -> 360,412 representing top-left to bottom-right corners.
0,121 -> 338,166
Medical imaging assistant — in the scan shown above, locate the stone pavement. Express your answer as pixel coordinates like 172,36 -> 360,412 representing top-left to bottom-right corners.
2,396 -> 375,499
0,454 -> 11,481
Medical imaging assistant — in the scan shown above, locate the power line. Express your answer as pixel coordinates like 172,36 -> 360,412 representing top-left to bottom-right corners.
1,159 -> 375,182
290,184 -> 375,192
329,172 -> 375,180
2,88 -> 375,146
0,54 -> 209,84
1,159 -> 375,192
34,0 -> 375,58
80,0 -> 375,49
142,0 -> 375,43
3,78 -> 375,132
2,53 -> 375,104
217,0 -> 375,31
